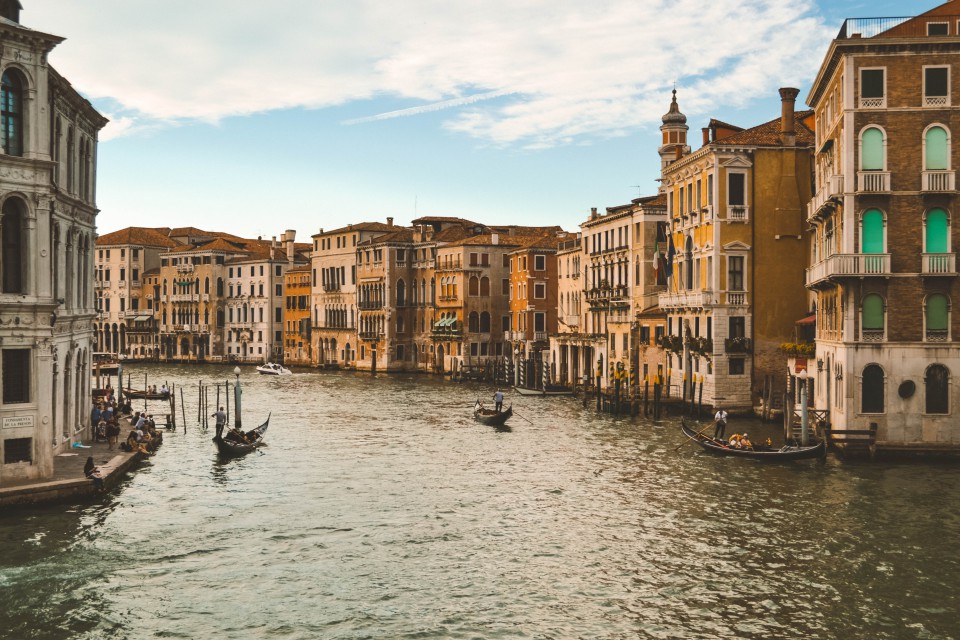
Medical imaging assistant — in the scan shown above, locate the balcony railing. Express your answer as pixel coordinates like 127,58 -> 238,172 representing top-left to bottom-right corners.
726,292 -> 747,306
563,314 -> 580,327
534,331 -> 548,343
926,329 -> 949,342
858,171 -> 890,192
859,97 -> 886,109
357,300 -> 383,310
728,205 -> 749,222
659,290 -> 715,309
808,174 -> 843,218
724,337 -> 752,354
922,170 -> 955,192
806,253 -> 891,287
861,329 -> 885,342
922,253 -> 956,275
175,264 -> 194,273
838,15 -> 960,40
358,331 -> 383,341
323,283 -> 341,292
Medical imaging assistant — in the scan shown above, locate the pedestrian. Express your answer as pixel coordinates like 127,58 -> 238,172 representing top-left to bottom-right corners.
106,420 -> 120,451
84,456 -> 104,491
713,406 -> 728,440
212,406 -> 227,441
493,389 -> 504,413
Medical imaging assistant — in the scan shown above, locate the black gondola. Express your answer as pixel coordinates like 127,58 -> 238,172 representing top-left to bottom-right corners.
214,413 -> 271,457
473,403 -> 513,426
680,418 -> 825,460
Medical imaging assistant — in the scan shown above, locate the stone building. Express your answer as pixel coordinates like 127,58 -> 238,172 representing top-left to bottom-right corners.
93,227 -> 178,356
659,89 -> 814,411
0,1 -> 107,482
551,235 -> 586,388
806,1 -> 960,450
310,221 -> 394,368
628,195 -> 669,387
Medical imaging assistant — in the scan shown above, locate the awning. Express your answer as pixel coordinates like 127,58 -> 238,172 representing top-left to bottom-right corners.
435,317 -> 455,328
131,314 -> 154,322
795,313 -> 817,325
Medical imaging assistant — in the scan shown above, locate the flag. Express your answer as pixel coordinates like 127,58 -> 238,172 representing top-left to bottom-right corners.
665,233 -> 675,279
652,239 -> 662,282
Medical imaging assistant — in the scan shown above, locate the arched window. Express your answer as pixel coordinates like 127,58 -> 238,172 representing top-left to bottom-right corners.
204,277 -> 210,294
430,278 -> 435,303
684,236 -> 694,290
861,209 -> 885,273
468,311 -> 480,333
1,197 -> 25,293
421,279 -> 426,305
924,125 -> 949,171
862,293 -> 885,340
396,279 -> 405,306
194,277 -> 200,294
479,276 -> 490,296
861,127 -> 885,171
397,315 -> 404,333
217,278 -> 223,296
925,208 -> 950,255
469,276 -> 479,296
480,311 -> 491,332
861,364 -> 885,413
1,70 -> 24,156
925,364 -> 950,414
925,293 -> 949,341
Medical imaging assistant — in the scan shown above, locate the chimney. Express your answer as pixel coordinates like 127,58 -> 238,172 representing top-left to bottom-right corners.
702,127 -> 710,146
491,233 -> 499,245
590,207 -> 598,220
285,229 -> 296,263
387,217 -> 394,227
675,145 -> 683,160
779,87 -> 800,147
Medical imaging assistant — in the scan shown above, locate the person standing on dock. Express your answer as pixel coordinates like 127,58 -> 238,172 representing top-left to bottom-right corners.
713,406 -> 728,441
494,389 -> 504,413
213,407 -> 227,441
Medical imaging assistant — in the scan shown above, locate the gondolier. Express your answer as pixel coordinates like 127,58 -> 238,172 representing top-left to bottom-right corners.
493,389 -> 504,413
213,406 -> 227,441
713,406 -> 728,440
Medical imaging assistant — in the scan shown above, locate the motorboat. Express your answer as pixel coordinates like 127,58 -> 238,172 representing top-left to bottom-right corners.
256,362 -> 292,376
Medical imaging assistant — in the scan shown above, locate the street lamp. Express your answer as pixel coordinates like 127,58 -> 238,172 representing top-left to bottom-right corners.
796,369 -> 811,446
233,366 -> 242,429
514,347 -> 521,388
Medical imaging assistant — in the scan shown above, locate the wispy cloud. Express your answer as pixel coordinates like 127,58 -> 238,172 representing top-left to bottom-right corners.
31,0 -> 832,146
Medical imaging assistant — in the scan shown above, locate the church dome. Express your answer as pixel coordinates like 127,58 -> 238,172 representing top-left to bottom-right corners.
661,89 -> 687,126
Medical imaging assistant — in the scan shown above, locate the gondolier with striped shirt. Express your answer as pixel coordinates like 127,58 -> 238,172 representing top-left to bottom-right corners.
213,406 -> 227,441
713,406 -> 728,441
494,389 -> 504,413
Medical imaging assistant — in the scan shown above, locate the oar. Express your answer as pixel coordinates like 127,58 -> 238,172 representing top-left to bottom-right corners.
675,417 -> 717,451
512,408 -> 533,425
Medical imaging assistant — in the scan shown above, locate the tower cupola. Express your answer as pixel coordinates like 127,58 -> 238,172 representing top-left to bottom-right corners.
658,89 -> 691,170
0,0 -> 22,23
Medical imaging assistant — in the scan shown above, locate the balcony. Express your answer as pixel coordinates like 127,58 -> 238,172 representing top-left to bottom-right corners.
858,97 -> 886,109
926,329 -> 949,342
701,204 -> 714,221
563,314 -> 580,327
861,329 -> 884,343
608,313 -> 632,324
357,300 -> 383,310
724,337 -> 752,354
806,253 -> 891,288
728,205 -> 749,222
659,290 -> 715,309
175,264 -> 195,274
857,171 -> 890,192
924,95 -> 950,108
923,253 -> 956,275
358,331 -> 383,341
726,292 -> 747,306
922,170 -> 956,192
534,331 -> 548,343
323,283 -> 341,292
808,174 -> 844,219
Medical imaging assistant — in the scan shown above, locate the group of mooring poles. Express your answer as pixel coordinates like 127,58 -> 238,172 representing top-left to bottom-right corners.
681,373 -> 706,420
195,379 -> 241,430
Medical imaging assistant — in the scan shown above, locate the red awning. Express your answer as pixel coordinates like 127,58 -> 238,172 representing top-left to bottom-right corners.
795,313 -> 816,325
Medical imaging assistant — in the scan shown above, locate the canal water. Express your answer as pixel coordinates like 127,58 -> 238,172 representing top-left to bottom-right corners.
2,364 -> 959,639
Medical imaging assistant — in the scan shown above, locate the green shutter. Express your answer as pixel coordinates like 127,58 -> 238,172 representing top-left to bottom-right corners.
926,208 -> 949,253
863,294 -> 884,330
925,126 -> 949,171
926,294 -> 949,331
861,127 -> 884,171
862,209 -> 884,254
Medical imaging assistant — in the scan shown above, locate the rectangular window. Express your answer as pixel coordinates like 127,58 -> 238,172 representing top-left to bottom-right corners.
728,173 -> 745,206
275,307 -> 281,322
729,317 -> 746,339
3,437 -> 31,464
927,21 -> 949,36
120,298 -> 126,312
275,284 -> 282,296
470,252 -> 478,266
132,268 -> 139,281
655,325 -> 665,342
534,312 -> 546,332
728,256 -> 744,291
2,348 -> 30,404
860,68 -> 885,107
503,254 -> 510,267
924,66 -> 950,106
397,249 -> 405,264
729,358 -> 745,375
534,282 -> 546,299
502,279 -> 510,295
481,253 -> 489,267
534,255 -> 546,271
640,326 -> 651,343
470,342 -> 479,356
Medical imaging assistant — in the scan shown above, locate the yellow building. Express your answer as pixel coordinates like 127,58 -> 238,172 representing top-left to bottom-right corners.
283,264 -> 312,366
659,89 -> 815,411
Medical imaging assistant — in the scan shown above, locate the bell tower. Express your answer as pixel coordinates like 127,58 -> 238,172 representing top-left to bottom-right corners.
659,89 -> 690,171
0,0 -> 22,23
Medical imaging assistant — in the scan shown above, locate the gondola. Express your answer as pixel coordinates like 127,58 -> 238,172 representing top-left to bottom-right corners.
214,413 -> 271,457
123,388 -> 170,401
680,417 -> 825,460
473,403 -> 513,426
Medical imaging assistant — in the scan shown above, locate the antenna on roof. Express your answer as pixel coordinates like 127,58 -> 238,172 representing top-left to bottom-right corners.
630,185 -> 643,198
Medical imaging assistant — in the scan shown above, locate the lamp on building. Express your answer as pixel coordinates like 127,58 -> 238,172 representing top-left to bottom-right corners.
816,358 -> 823,372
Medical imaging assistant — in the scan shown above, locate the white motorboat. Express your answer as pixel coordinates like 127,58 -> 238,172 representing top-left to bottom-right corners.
256,362 -> 292,376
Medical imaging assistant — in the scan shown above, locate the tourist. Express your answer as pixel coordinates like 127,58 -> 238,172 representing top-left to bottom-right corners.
106,420 -> 120,451
713,406 -> 728,440
740,433 -> 753,450
493,389 -> 504,413
84,457 -> 104,491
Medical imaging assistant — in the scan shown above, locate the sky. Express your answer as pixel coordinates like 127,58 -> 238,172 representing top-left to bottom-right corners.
23,0 -> 942,240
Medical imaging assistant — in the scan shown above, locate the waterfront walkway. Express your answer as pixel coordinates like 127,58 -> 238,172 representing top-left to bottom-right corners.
0,439 -> 147,508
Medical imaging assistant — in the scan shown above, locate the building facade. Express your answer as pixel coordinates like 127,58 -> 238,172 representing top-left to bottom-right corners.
283,264 -> 312,366
806,1 -> 960,450
1,2 -> 107,481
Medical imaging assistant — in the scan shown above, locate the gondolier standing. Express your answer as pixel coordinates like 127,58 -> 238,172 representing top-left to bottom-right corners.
213,406 -> 227,441
713,406 -> 728,440
493,389 -> 504,413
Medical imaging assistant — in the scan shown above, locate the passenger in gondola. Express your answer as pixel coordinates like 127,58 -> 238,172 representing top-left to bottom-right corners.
728,433 -> 742,448
739,433 -> 753,450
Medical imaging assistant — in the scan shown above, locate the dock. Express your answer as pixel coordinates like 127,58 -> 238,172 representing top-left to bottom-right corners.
0,439 -> 149,508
